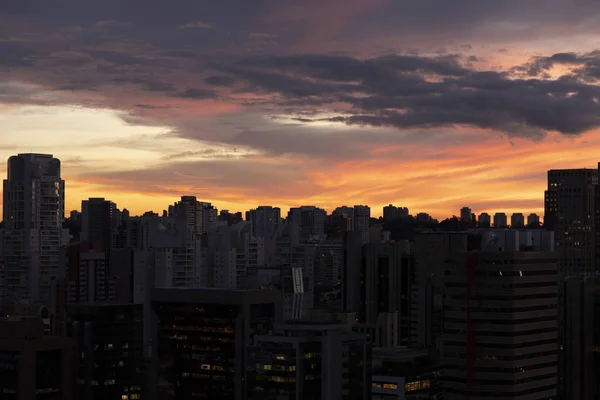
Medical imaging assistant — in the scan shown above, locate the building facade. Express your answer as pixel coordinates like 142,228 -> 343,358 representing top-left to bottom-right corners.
443,250 -> 558,399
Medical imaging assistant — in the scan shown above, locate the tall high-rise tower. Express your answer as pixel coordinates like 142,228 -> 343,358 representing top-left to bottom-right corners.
2,153 -> 68,302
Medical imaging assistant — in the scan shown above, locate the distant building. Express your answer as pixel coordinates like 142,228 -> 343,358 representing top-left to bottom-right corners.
459,207 -> 471,223
248,321 -> 371,400
353,205 -> 371,245
151,288 -> 282,400
383,205 -> 409,222
510,212 -> 525,228
492,212 -> 507,228
0,316 -> 73,399
477,212 -> 491,228
527,213 -> 541,227
288,206 -> 326,245
246,206 -> 280,239
80,198 -> 116,251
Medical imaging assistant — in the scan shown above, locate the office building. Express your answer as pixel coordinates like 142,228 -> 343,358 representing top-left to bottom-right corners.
288,206 -> 326,245
443,247 -> 558,399
493,212 -> 507,228
63,242 -> 110,304
411,232 -> 468,349
80,198 -> 116,249
1,153 -> 69,302
151,288 -> 282,400
0,316 -> 73,399
68,304 -> 144,400
247,321 -> 371,400
353,205 -> 371,245
246,206 -> 281,239
511,212 -> 525,228
477,213 -> 491,228
371,347 -> 441,400
357,242 -> 413,347
562,276 -> 600,399
545,168 -> 598,276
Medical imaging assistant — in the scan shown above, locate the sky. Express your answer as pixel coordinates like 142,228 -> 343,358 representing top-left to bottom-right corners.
1,0 -> 600,219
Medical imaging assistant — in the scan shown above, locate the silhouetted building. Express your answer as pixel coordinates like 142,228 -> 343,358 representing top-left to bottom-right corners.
1,153 -> 68,303
562,276 -> 600,399
372,347 -> 441,400
527,213 -> 540,227
248,321 -> 371,400
288,206 -> 326,245
545,168 -> 598,276
0,316 -> 73,399
81,198 -> 116,252
354,205 -> 371,245
443,249 -> 558,399
246,206 -> 280,239
356,242 -> 413,347
411,232 -> 468,349
383,205 -> 409,223
151,288 -> 282,400
492,212 -> 507,228
510,212 -> 525,228
68,304 -> 144,400
477,213 -> 491,228
460,207 -> 471,223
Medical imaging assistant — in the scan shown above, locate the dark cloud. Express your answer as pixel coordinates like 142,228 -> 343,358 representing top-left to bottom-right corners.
219,53 -> 600,137
203,75 -> 236,87
517,51 -> 600,80
170,88 -> 218,99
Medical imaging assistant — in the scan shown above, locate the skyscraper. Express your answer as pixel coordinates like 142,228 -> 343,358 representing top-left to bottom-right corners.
353,205 -> 371,245
460,207 -> 471,223
443,249 -> 558,399
288,206 -> 326,245
80,198 -> 116,248
246,206 -> 281,239
1,154 -> 69,302
545,168 -> 598,276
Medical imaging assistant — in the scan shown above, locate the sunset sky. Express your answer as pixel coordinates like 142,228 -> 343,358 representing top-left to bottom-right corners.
1,0 -> 600,219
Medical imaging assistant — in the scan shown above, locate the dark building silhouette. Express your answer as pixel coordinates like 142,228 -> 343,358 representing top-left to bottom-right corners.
68,304 -> 144,400
562,277 -> 600,399
443,250 -> 558,399
372,347 -> 441,399
151,288 -> 282,400
0,316 -> 73,400
248,321 -> 371,400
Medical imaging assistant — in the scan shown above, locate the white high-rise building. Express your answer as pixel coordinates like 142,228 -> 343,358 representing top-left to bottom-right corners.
1,153 -> 69,302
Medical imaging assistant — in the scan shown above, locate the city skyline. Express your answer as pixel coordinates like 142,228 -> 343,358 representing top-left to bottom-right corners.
1,1 -> 600,219
0,151 -> 567,220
